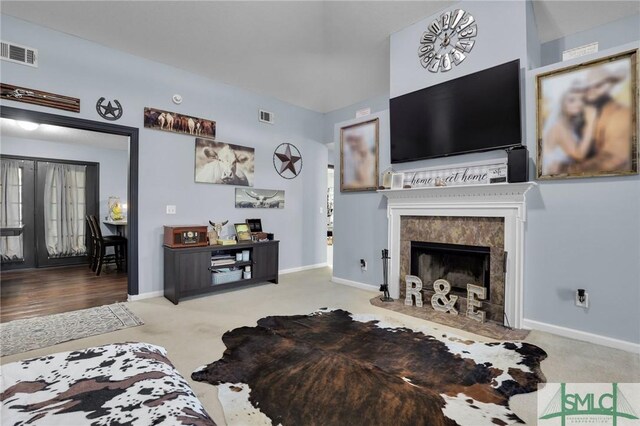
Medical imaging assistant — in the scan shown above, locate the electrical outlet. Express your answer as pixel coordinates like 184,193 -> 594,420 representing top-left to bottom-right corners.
166,205 -> 176,215
360,259 -> 367,271
575,290 -> 589,308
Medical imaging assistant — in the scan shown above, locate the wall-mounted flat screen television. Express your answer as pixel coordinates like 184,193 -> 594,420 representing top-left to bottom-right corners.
390,59 -> 522,163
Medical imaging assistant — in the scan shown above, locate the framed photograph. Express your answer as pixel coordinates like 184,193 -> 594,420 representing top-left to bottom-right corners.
234,223 -> 252,241
144,107 -> 216,139
536,50 -> 638,180
340,118 -> 379,192
194,139 -> 255,186
235,189 -> 284,209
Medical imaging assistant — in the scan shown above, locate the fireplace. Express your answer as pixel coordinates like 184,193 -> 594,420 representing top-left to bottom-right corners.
381,182 -> 535,329
410,241 -> 491,300
399,216 -> 506,323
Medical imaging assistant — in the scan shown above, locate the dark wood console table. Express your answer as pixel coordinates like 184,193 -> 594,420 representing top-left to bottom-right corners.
163,240 -> 279,304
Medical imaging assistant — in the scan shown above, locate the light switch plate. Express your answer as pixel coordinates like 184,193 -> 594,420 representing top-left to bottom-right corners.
166,205 -> 176,215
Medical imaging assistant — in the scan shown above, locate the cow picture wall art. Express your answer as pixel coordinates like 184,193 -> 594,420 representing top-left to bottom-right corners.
235,189 -> 285,209
195,139 -> 255,186
144,107 -> 216,139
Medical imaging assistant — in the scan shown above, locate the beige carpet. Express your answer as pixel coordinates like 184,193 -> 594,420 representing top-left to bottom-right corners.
1,267 -> 638,425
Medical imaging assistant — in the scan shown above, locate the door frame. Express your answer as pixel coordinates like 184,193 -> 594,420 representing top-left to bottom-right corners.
1,106 -> 140,296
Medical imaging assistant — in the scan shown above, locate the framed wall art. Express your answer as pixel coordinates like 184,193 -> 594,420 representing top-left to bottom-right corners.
340,118 -> 379,192
144,107 -> 216,139
235,189 -> 284,209
1,83 -> 80,112
194,139 -> 255,186
536,50 -> 638,180
234,223 -> 252,241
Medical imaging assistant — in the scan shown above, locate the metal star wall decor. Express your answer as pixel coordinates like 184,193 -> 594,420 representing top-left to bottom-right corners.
273,143 -> 302,179
96,97 -> 123,121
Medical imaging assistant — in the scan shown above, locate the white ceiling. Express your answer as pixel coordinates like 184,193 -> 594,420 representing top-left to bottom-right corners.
2,1 -> 638,113
1,118 -> 129,150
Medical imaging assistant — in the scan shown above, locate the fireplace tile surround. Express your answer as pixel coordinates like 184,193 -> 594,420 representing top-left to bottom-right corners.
401,216 -> 505,323
381,182 -> 536,330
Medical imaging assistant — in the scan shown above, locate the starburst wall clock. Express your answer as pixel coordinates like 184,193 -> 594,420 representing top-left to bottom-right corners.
418,8 -> 477,73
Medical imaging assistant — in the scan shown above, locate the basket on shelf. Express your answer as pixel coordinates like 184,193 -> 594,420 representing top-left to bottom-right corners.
211,268 -> 243,285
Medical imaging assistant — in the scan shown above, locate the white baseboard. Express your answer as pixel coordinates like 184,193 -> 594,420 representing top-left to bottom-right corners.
522,318 -> 640,354
280,263 -> 327,275
331,276 -> 378,292
128,290 -> 164,301
127,264 -> 326,302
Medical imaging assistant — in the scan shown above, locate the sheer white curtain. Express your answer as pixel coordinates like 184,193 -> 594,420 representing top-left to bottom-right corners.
0,159 -> 23,261
43,162 -> 87,257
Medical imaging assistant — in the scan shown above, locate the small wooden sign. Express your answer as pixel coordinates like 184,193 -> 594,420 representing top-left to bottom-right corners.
1,83 -> 80,112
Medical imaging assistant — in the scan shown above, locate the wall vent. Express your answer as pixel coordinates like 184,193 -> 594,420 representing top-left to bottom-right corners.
1,40 -> 38,67
259,109 -> 274,124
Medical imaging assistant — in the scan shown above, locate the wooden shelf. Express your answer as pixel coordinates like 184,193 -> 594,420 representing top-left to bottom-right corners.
209,260 -> 252,270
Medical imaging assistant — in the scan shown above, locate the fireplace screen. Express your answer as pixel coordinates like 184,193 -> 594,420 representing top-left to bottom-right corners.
410,241 -> 491,299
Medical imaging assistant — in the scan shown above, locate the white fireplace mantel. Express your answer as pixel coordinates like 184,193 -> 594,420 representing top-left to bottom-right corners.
380,182 -> 536,329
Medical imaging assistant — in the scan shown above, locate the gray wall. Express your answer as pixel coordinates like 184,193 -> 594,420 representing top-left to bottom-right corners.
1,14 -> 328,295
523,42 -> 640,344
541,14 -> 640,66
389,1 -> 528,98
328,2 -> 640,344
331,110 -> 390,286
1,135 -> 128,235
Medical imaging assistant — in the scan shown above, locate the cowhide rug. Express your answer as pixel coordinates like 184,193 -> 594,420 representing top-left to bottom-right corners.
192,309 -> 547,426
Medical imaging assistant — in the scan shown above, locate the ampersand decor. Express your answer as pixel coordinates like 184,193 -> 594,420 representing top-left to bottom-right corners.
431,279 -> 458,315
466,283 -> 487,323
404,275 -> 423,307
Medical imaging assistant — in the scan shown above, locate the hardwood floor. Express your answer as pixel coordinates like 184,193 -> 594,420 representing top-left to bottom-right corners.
0,265 -> 128,323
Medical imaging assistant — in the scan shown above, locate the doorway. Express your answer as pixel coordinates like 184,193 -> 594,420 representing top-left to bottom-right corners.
0,106 -> 139,309
327,165 -> 334,268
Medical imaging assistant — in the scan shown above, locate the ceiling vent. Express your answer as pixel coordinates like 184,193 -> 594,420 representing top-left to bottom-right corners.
259,109 -> 274,124
1,40 -> 38,68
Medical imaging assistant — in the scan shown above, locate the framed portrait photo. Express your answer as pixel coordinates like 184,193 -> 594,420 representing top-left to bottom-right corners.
340,118 -> 379,192
536,50 -> 638,180
234,223 -> 252,241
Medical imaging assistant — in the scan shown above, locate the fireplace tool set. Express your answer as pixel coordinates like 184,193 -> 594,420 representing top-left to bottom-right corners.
379,249 -> 393,302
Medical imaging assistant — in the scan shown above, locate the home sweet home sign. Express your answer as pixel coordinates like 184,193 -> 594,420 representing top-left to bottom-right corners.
401,162 -> 507,188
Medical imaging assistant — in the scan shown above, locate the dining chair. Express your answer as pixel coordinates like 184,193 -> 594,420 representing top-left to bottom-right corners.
86,215 -> 99,272
89,215 -> 127,276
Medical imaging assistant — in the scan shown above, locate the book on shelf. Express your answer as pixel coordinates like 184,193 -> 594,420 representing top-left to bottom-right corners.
216,239 -> 237,245
211,260 -> 236,266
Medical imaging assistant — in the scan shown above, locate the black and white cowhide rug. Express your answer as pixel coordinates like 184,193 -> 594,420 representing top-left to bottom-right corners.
192,309 -> 546,426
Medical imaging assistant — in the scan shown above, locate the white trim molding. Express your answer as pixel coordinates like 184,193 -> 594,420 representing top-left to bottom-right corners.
128,290 -> 164,301
381,182 -> 536,329
280,262 -> 328,275
332,276 -> 378,292
523,318 -> 640,354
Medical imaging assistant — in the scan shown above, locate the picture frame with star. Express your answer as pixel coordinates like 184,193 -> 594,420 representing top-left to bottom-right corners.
340,118 -> 379,192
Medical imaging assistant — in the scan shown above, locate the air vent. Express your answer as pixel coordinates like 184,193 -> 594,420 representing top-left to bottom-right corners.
1,40 -> 38,67
259,109 -> 274,124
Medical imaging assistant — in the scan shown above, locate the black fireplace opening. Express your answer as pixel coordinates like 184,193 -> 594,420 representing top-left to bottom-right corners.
410,241 -> 491,300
